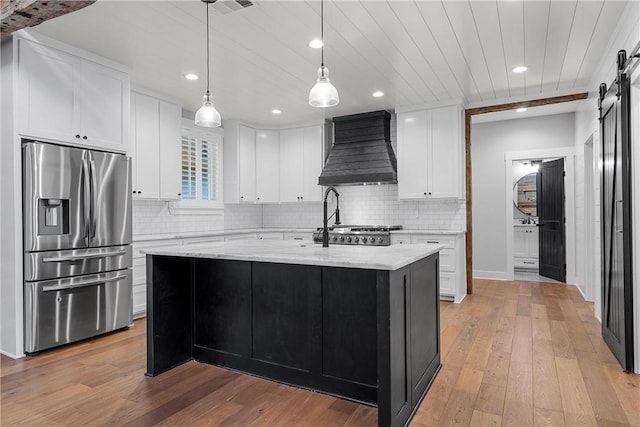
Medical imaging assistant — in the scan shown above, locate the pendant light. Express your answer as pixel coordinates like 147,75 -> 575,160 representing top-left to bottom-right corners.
309,0 -> 339,108
195,0 -> 221,127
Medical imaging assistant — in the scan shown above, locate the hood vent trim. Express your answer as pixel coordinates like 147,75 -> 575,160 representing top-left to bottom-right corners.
319,110 -> 397,186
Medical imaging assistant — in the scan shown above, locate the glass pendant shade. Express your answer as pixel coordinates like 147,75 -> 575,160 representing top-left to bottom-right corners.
195,92 -> 221,127
309,66 -> 339,108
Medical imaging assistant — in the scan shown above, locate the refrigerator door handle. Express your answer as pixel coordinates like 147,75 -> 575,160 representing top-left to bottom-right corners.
81,153 -> 91,243
42,274 -> 127,292
42,250 -> 127,263
89,157 -> 98,240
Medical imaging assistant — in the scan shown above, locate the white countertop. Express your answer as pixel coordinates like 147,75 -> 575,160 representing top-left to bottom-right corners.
133,228 -> 313,242
133,228 -> 464,242
142,239 -> 443,271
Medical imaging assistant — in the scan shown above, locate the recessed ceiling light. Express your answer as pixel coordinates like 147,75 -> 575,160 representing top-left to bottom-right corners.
272,109 -> 282,114
184,73 -> 199,80
309,39 -> 323,49
512,66 -> 527,73
372,91 -> 384,97
516,107 -> 527,113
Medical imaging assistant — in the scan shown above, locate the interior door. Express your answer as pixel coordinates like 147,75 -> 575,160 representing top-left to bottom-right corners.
599,58 -> 634,372
538,158 -> 566,282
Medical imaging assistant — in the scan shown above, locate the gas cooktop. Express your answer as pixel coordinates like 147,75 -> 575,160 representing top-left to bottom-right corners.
312,225 -> 402,246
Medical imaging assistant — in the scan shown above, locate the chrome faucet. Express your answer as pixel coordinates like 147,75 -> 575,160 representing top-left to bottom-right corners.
322,186 -> 340,247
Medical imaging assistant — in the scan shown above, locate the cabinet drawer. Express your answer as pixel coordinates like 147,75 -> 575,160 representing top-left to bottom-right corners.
182,236 -> 224,246
439,271 -> 456,296
410,235 -> 455,249
283,232 -> 312,242
258,232 -> 284,240
391,236 -> 410,245
515,257 -> 539,269
224,233 -> 257,241
439,249 -> 455,272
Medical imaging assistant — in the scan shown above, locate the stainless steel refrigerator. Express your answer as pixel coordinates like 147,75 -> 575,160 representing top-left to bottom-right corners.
22,141 -> 133,354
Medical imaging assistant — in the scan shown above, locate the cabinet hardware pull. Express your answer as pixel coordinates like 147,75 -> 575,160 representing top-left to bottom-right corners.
75,134 -> 81,139
426,240 -> 439,244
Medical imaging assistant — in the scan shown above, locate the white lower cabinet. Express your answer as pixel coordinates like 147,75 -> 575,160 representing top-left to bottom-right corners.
514,225 -> 539,269
403,233 -> 466,303
131,239 -> 177,317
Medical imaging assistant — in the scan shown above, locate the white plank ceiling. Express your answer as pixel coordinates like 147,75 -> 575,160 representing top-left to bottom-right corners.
28,0 -> 629,126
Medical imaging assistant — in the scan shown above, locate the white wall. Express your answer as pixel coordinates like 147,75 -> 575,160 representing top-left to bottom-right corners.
472,113 -> 575,279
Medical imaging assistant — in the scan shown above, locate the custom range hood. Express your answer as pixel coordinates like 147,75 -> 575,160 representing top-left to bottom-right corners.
318,110 -> 397,186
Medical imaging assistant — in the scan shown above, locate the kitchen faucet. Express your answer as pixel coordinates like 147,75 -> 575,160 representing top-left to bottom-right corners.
322,186 -> 340,247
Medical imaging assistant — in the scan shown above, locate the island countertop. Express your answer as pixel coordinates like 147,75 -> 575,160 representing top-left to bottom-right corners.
142,239 -> 443,271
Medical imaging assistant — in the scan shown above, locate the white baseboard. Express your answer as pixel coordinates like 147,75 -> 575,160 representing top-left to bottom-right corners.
472,270 -> 510,281
0,349 -> 23,359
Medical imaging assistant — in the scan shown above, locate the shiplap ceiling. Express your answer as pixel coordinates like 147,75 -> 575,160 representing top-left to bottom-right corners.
29,0 -> 628,126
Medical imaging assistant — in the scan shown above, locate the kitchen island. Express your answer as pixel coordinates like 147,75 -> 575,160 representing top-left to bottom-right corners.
144,240 -> 442,427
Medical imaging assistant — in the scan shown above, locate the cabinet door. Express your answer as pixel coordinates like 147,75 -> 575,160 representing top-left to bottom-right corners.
255,130 -> 280,203
513,228 -> 528,258
18,40 -> 79,142
397,111 -> 429,199
279,128 -> 303,202
238,125 -> 256,202
159,101 -> 182,200
428,106 -> 461,198
79,61 -> 128,151
301,125 -> 323,202
131,93 -> 160,199
527,227 -> 540,259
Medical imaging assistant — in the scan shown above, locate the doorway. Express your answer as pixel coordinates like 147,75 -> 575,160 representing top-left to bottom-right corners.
505,148 -> 575,283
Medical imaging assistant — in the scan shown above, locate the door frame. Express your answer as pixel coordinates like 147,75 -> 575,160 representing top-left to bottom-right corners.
465,92 -> 588,293
504,148 -> 576,283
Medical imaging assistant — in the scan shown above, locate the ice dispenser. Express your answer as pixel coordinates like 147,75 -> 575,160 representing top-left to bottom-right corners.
38,199 -> 69,235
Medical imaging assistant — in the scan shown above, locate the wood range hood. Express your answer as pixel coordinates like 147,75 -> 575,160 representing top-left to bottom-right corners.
318,110 -> 397,186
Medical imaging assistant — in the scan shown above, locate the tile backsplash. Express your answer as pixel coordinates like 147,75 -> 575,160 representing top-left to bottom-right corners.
132,200 -> 225,236
262,185 -> 465,231
133,185 -> 465,237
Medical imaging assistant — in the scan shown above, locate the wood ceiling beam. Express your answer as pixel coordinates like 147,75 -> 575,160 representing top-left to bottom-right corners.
1,0 -> 95,40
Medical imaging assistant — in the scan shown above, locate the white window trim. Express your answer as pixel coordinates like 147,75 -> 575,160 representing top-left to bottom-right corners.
169,119 -> 224,214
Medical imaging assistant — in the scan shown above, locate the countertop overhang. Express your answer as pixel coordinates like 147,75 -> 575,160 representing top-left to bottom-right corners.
142,239 -> 443,271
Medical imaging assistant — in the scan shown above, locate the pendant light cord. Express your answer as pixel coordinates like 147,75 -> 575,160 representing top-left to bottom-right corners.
206,2 -> 210,94
320,0 -> 324,69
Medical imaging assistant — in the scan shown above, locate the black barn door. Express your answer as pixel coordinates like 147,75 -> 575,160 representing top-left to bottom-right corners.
538,158 -> 566,282
599,50 -> 634,372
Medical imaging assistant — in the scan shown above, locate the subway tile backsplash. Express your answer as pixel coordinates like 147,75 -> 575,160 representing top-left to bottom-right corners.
263,185 -> 466,230
133,185 -> 465,237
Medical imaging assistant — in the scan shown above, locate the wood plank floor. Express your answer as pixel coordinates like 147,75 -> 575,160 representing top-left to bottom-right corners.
2,279 -> 638,426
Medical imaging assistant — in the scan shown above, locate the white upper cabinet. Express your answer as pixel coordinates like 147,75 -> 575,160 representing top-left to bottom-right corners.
17,38 -> 129,152
131,93 -> 160,199
255,130 -> 280,203
397,105 -> 463,199
158,102 -> 182,200
238,125 -> 257,203
279,128 -> 304,202
279,125 -> 323,203
225,122 -> 323,204
130,90 -> 182,200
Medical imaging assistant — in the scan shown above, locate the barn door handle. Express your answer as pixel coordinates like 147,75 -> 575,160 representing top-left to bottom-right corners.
615,200 -> 623,233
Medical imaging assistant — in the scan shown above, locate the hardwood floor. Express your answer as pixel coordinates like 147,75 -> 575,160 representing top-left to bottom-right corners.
1,279 -> 638,426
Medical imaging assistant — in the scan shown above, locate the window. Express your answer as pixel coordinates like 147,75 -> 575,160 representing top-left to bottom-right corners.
171,121 -> 223,211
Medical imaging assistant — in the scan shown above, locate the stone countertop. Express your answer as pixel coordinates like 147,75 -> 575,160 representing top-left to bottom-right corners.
133,228 -> 314,242
134,228 -> 465,242
390,230 -> 465,236
142,239 -> 443,271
